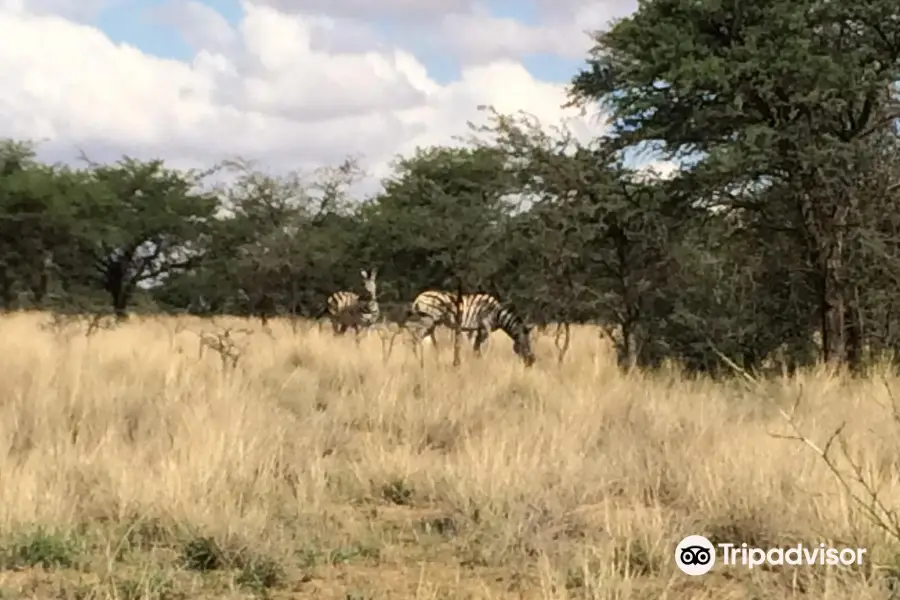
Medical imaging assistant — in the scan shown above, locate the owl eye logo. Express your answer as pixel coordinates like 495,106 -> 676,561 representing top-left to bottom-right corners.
675,535 -> 716,576
680,545 -> 712,565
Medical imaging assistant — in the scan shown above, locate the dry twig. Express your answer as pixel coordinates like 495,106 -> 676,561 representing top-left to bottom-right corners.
193,320 -> 254,371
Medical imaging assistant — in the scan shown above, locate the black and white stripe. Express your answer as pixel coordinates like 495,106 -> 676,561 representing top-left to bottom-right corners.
409,290 -> 535,366
326,268 -> 380,335
408,290 -> 475,345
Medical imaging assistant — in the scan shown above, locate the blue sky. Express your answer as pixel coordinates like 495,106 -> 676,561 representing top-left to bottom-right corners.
96,0 -> 238,63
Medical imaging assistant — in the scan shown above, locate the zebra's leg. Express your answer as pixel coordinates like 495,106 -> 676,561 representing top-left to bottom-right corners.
418,323 -> 441,361
466,330 -> 478,350
453,329 -> 474,351
473,326 -> 490,357
413,319 -> 438,349
404,321 -> 426,366
428,326 -> 440,351
413,323 -> 437,350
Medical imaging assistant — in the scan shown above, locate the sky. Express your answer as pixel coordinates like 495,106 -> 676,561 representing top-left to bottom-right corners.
0,0 -> 672,193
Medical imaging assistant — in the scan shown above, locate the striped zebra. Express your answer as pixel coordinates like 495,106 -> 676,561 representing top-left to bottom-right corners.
407,291 -> 476,345
409,290 -> 535,366
326,268 -> 380,335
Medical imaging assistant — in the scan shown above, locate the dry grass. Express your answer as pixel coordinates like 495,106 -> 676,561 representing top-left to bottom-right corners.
0,311 -> 899,599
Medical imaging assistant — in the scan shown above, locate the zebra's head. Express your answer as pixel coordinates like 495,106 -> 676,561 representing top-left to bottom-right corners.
360,268 -> 378,298
513,322 -> 535,367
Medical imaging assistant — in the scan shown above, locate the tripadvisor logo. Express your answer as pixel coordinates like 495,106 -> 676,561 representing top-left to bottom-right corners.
719,542 -> 867,568
675,535 -> 867,575
675,535 -> 715,576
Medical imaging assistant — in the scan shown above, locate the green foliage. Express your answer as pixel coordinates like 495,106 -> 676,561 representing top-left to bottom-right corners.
0,528 -> 82,569
362,145 -> 515,298
567,0 -> 900,369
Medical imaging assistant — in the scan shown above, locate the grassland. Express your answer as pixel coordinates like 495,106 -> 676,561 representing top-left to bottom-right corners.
0,311 -> 898,599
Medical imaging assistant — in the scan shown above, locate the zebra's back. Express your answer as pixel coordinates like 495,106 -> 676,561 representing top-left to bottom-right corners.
411,290 -> 455,320
327,291 -> 360,316
412,290 -> 502,330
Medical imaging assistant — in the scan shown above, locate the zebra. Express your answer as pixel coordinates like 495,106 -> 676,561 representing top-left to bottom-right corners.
408,290 -> 535,366
326,268 -> 380,336
405,290 -> 475,346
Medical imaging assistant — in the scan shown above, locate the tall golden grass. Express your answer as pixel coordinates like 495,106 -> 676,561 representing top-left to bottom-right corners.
0,311 -> 898,598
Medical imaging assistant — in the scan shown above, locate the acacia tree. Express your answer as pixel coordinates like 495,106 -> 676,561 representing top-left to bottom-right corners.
569,0 -> 900,367
471,108 -> 679,367
75,157 -> 219,318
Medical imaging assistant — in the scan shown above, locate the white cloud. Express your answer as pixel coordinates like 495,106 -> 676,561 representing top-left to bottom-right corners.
3,0 -> 117,20
530,0 -> 636,21
251,0 -> 633,25
246,0 -> 638,66
433,0 -> 637,65
152,1 -> 237,52
634,160 -> 679,181
252,0 -> 475,21
0,0 -> 611,193
438,12 -> 578,63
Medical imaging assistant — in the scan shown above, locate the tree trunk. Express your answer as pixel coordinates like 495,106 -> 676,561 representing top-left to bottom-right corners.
0,270 -> 14,310
845,286 -> 863,372
110,284 -> 131,320
822,216 -> 850,366
452,281 -> 463,367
